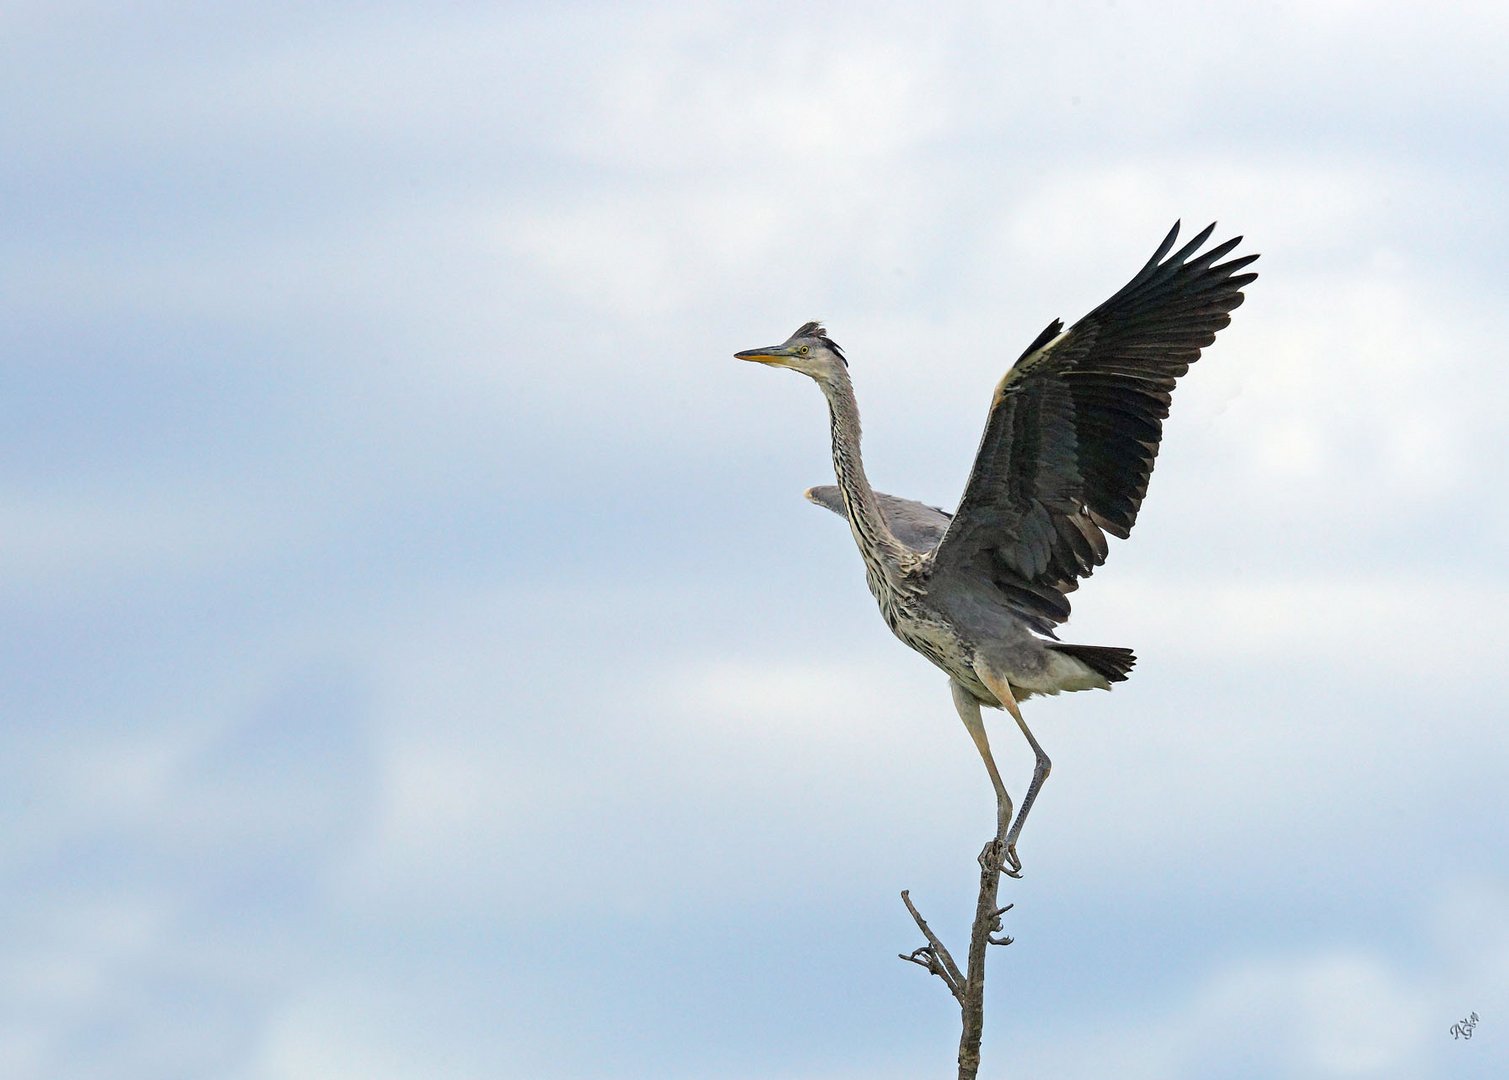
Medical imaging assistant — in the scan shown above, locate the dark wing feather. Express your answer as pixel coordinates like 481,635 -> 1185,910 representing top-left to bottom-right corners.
929,221 -> 1257,630
804,485 -> 951,554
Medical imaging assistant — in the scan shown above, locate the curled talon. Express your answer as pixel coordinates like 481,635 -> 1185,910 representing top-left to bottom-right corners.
978,838 -> 1024,877
987,909 -> 1013,945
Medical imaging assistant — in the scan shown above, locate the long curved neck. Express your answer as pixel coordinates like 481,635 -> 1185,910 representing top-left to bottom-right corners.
819,367 -> 908,578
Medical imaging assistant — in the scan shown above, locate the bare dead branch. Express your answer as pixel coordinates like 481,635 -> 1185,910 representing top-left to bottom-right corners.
899,889 -> 965,995
899,945 -> 964,1001
897,788 -> 1021,1077
954,812 -> 1012,1080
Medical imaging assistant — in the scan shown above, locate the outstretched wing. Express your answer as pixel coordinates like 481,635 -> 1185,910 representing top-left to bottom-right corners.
928,222 -> 1258,632
804,485 -> 952,554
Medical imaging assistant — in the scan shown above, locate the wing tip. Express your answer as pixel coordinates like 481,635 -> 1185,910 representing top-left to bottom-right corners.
804,485 -> 844,513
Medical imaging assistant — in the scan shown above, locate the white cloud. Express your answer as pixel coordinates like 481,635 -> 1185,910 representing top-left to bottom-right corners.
560,9 -> 950,171
1020,878 -> 1509,1079
242,982 -> 499,1080
0,486 -> 295,599
6,2 -> 1509,1078
0,893 -> 181,1080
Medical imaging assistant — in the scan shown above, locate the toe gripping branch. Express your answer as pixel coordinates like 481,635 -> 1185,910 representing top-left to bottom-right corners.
987,903 -> 1014,947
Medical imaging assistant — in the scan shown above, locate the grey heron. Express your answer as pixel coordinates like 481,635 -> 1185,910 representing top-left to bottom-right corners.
736,222 -> 1257,875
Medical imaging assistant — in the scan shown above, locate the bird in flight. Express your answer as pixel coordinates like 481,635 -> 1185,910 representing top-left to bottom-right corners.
736,222 -> 1257,875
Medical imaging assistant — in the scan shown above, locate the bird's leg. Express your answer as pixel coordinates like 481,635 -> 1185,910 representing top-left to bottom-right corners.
950,680 -> 1021,878
975,670 -> 1051,873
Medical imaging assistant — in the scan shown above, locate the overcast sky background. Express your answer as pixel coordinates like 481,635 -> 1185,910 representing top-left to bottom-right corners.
6,2 -> 1509,1078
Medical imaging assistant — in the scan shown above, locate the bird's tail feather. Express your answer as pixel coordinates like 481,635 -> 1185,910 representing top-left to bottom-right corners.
1047,643 -> 1136,684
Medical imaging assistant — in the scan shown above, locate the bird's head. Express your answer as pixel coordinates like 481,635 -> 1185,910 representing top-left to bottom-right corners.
735,321 -> 847,381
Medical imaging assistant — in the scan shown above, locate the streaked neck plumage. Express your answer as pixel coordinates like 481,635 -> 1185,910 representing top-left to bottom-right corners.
817,366 -> 911,587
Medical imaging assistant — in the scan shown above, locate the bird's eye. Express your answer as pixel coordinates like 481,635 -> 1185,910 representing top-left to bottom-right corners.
798,345 -> 810,355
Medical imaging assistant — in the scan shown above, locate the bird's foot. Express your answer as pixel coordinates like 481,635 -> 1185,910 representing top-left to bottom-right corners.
988,903 -> 1015,947
978,837 -> 1023,878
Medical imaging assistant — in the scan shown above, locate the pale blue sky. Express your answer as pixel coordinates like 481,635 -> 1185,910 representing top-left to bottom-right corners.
5,2 -> 1508,1078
